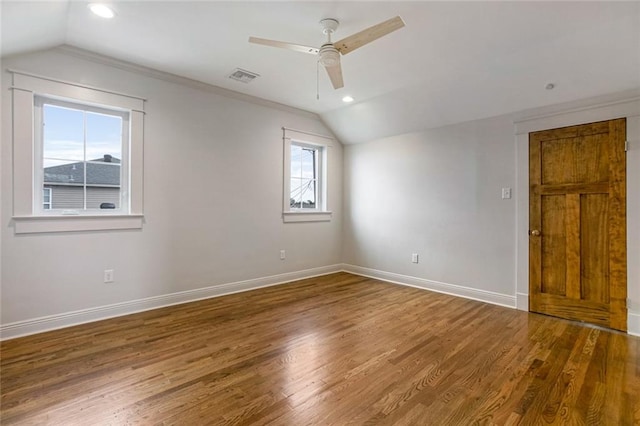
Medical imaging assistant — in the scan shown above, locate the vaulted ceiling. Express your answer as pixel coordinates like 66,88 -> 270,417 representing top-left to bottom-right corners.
2,1 -> 639,144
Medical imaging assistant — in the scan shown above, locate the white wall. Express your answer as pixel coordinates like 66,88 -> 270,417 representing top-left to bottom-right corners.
342,115 -> 517,302
1,48 -> 343,329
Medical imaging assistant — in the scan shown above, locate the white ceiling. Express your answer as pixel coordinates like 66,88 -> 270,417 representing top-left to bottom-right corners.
2,1 -> 639,144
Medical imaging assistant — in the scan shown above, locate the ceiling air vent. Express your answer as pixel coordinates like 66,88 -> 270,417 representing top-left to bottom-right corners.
228,68 -> 260,83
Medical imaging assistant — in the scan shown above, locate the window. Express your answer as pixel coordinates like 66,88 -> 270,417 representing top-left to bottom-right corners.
35,97 -> 129,214
42,188 -> 52,210
282,128 -> 333,222
289,143 -> 321,210
10,70 -> 145,234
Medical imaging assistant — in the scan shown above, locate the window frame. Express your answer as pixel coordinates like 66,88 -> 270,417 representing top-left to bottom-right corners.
34,95 -> 131,216
282,128 -> 333,223
10,70 -> 145,234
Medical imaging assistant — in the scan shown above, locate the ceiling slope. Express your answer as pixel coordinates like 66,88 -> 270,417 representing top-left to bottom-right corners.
2,1 -> 639,144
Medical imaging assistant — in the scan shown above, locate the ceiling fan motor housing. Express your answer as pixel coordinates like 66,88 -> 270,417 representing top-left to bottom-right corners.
319,45 -> 340,66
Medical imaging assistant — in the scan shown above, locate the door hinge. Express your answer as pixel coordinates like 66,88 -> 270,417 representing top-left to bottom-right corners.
625,140 -> 629,152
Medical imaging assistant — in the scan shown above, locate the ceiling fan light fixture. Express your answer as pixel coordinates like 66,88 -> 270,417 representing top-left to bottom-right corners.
88,3 -> 115,19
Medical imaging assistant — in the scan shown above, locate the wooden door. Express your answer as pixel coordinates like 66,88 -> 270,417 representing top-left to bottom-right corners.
529,118 -> 627,331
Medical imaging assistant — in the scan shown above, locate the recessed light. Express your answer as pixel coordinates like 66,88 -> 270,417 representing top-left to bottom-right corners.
545,83 -> 556,90
88,3 -> 115,19
342,95 -> 354,103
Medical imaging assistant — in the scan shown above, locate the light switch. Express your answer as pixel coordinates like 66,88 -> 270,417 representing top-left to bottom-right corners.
502,188 -> 512,199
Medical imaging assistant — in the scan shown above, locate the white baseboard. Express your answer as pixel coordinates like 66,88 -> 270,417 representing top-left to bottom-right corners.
5,264 -> 634,340
342,264 -> 516,309
516,293 -> 529,311
0,264 -> 342,340
629,310 -> 640,337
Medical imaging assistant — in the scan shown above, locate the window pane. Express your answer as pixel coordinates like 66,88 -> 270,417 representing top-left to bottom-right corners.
291,145 -> 317,179
290,145 -> 302,178
86,187 -> 120,209
42,159 -> 84,209
300,178 -> 316,208
300,148 -> 316,179
40,102 -> 125,212
86,161 -> 121,186
86,112 -> 122,162
86,112 -> 122,203
291,177 -> 316,209
290,178 -> 302,208
49,186 -> 83,209
43,104 -> 84,162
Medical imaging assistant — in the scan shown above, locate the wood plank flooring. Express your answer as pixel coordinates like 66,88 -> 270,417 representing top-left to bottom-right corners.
1,272 -> 639,425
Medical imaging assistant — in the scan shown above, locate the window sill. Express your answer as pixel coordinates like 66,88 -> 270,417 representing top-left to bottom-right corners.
12,214 -> 144,234
282,211 -> 332,223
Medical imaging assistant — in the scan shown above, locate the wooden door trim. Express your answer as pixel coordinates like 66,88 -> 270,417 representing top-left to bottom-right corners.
607,119 -> 627,330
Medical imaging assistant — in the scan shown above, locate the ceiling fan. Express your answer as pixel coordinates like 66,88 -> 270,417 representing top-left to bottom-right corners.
249,16 -> 405,90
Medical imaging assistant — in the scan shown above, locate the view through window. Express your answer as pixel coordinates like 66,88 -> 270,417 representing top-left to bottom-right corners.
38,98 -> 128,212
289,143 -> 319,209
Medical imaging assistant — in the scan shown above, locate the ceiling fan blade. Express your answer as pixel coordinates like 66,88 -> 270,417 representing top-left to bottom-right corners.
334,16 -> 405,55
324,61 -> 344,90
249,37 -> 319,55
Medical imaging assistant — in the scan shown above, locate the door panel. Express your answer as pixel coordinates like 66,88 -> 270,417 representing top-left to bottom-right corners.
529,118 -> 627,331
581,194 -> 609,304
540,195 -> 566,296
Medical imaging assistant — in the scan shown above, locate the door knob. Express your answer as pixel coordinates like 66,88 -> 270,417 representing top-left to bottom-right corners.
529,229 -> 541,236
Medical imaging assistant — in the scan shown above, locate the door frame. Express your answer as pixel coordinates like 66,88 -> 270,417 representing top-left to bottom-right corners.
514,93 -> 640,336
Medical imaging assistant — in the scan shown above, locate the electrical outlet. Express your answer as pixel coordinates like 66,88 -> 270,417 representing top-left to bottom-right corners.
411,253 -> 419,264
280,250 -> 286,260
104,269 -> 114,283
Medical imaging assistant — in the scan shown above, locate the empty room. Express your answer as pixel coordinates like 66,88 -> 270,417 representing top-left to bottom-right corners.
1,1 -> 639,424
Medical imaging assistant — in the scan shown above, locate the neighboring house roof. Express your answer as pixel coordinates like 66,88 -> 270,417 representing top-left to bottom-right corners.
44,155 -> 121,186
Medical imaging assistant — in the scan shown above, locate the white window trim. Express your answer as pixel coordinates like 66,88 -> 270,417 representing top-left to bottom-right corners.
282,127 -> 333,223
10,70 -> 145,234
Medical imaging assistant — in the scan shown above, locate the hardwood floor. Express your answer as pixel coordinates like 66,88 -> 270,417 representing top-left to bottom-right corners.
1,272 -> 638,425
